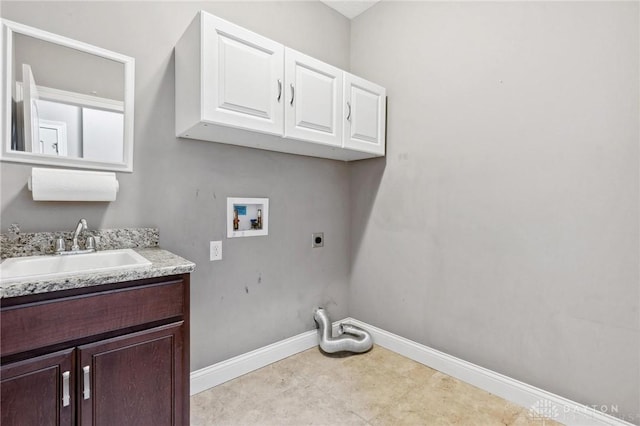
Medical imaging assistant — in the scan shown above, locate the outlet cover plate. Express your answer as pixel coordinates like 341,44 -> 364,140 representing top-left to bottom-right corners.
210,241 -> 222,261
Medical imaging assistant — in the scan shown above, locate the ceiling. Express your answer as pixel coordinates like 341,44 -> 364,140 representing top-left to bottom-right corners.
321,1 -> 380,20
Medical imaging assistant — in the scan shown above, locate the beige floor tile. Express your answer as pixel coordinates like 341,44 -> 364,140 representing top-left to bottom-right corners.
190,345 -> 565,426
287,348 -> 373,393
249,382 -> 369,426
342,346 -> 439,385
370,372 -> 523,426
222,361 -> 303,405
510,410 -> 565,426
328,363 -> 421,421
191,384 -> 252,426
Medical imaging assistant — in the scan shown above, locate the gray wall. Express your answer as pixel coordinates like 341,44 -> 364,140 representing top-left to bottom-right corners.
2,1 -> 638,422
1,1 -> 351,370
349,1 -> 639,422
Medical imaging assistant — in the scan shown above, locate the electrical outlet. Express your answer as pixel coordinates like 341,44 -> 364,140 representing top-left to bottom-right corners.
210,241 -> 222,261
312,232 -> 324,248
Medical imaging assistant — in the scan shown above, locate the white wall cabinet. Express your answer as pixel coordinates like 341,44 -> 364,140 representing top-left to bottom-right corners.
176,12 -> 284,137
343,73 -> 386,156
175,11 -> 385,161
284,48 -> 343,147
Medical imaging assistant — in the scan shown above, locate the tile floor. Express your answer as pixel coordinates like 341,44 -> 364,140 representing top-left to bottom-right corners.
191,345 -> 563,425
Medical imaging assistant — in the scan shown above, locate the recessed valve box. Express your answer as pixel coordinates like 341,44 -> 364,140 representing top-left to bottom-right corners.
227,197 -> 269,238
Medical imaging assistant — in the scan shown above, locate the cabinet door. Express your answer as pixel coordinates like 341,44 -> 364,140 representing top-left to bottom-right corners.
78,322 -> 185,426
284,48 -> 343,147
201,13 -> 284,135
343,73 -> 386,155
1,348 -> 74,426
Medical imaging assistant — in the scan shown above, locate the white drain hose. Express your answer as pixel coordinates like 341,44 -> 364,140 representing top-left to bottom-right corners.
313,307 -> 373,353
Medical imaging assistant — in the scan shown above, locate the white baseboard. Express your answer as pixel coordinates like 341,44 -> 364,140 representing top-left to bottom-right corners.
342,317 -> 634,426
190,318 -> 634,426
190,329 -> 317,395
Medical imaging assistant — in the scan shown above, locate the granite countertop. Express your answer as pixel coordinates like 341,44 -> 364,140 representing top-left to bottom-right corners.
0,248 -> 196,299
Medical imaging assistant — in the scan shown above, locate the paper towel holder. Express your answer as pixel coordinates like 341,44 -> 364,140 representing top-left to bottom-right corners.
27,167 -> 119,202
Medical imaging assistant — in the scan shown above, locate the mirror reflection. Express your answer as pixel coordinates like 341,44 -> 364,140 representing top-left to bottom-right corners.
12,33 -> 125,162
2,19 -> 135,172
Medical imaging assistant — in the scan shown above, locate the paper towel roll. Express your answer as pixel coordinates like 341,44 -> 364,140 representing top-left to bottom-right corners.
28,168 -> 119,201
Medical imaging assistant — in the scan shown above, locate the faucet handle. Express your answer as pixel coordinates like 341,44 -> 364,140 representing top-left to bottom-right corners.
85,236 -> 96,251
55,238 -> 66,253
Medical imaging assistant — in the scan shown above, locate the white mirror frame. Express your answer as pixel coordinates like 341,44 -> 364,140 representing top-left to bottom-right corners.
1,19 -> 135,172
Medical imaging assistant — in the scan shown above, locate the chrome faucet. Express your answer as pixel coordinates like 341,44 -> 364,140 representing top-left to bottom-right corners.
71,219 -> 88,251
56,219 -> 96,255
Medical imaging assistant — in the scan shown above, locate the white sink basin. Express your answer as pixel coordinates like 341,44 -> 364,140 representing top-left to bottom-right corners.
0,249 -> 152,285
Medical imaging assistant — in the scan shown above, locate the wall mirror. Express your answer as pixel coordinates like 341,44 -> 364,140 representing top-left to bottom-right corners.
1,19 -> 135,172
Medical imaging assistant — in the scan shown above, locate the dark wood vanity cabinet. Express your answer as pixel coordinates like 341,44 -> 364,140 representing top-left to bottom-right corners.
0,274 -> 190,426
1,348 -> 75,426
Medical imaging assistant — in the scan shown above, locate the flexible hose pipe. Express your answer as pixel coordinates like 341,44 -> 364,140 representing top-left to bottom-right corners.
313,307 -> 373,354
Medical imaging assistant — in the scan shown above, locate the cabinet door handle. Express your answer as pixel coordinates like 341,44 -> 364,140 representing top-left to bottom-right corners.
82,365 -> 91,400
346,101 -> 352,121
62,371 -> 70,407
277,79 -> 282,102
290,84 -> 295,105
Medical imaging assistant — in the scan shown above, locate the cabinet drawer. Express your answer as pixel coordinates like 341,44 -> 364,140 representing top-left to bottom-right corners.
1,278 -> 185,357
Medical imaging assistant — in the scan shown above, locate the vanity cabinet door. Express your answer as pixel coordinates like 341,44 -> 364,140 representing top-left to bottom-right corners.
1,348 -> 75,426
342,73 -> 386,156
284,48 -> 343,147
77,322 -> 185,426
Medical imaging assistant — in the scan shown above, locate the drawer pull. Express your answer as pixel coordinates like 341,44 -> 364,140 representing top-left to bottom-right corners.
83,366 -> 91,400
62,371 -> 70,407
